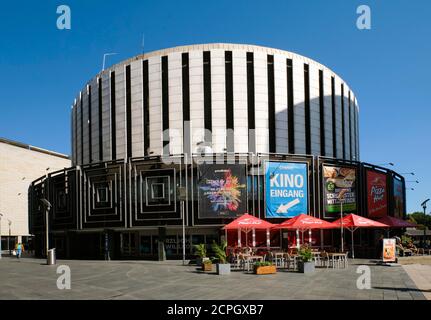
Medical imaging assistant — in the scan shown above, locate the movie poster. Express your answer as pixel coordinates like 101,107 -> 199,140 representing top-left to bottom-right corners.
265,162 -> 308,218
322,165 -> 357,219
367,170 -> 388,217
393,178 -> 405,219
198,164 -> 247,218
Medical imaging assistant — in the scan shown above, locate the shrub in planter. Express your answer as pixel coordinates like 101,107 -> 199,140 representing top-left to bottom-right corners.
194,243 -> 207,266
298,245 -> 315,274
202,259 -> 213,272
212,240 -> 230,275
253,261 -> 276,275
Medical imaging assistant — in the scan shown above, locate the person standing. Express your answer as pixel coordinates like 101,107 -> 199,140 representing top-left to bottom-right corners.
16,243 -> 24,259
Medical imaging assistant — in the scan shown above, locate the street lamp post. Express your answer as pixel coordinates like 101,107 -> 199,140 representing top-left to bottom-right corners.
102,53 -> 118,71
338,190 -> 347,253
340,200 -> 344,253
377,163 -> 394,167
40,199 -> 52,259
400,172 -> 415,176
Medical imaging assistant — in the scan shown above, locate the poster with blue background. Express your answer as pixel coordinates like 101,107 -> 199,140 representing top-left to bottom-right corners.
265,161 -> 308,218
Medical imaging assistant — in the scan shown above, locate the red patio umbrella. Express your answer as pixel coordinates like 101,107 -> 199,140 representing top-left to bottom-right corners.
272,214 -> 336,248
223,214 -> 274,248
332,213 -> 389,258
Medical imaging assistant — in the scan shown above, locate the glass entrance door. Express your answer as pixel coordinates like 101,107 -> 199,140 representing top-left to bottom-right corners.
121,232 -> 137,256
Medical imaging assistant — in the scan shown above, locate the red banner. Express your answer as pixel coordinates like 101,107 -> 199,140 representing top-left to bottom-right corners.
367,170 -> 388,217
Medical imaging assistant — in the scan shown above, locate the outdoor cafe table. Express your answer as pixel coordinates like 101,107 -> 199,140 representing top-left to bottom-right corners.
327,252 -> 348,269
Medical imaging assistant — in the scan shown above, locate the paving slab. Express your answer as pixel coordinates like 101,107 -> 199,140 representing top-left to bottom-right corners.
0,257 -> 428,300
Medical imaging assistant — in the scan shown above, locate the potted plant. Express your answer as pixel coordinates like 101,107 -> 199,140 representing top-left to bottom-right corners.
253,261 -> 276,275
194,243 -> 208,266
202,259 -> 213,272
298,246 -> 315,274
212,240 -> 230,275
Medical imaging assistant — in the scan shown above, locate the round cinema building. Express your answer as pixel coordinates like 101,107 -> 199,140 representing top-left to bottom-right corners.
29,44 -> 406,260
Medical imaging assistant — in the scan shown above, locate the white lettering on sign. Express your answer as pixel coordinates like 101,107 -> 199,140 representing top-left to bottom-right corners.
270,174 -> 304,188
270,190 -> 304,198
371,185 -> 385,203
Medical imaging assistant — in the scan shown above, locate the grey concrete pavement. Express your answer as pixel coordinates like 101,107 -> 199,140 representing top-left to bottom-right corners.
0,257 -> 428,300
402,264 -> 431,300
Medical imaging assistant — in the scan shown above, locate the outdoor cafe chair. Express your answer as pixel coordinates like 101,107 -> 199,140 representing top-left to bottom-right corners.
283,253 -> 298,271
311,251 -> 322,267
331,252 -> 348,269
269,251 -> 284,268
230,253 -> 243,271
319,252 -> 332,269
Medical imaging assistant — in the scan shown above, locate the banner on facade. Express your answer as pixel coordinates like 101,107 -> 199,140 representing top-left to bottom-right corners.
198,164 -> 247,218
367,170 -> 388,218
383,238 -> 396,263
393,177 -> 405,219
322,165 -> 357,219
265,161 -> 308,218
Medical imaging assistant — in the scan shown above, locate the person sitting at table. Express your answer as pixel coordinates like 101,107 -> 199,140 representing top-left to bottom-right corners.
406,241 -> 418,255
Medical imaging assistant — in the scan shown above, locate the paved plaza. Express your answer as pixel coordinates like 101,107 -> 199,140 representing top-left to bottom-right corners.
0,257 -> 429,300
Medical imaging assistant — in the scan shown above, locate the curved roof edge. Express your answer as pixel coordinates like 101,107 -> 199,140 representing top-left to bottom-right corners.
101,43 -> 349,86
75,43 -> 359,110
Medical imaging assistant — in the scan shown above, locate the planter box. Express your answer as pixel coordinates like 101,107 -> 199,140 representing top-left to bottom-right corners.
216,263 -> 231,275
298,261 -> 315,274
254,265 -> 277,275
202,263 -> 213,272
196,257 -> 209,266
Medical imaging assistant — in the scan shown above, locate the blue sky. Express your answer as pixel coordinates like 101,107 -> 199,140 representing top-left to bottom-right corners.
0,0 -> 430,213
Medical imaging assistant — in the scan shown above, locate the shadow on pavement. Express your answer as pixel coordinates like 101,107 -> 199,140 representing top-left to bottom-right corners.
373,286 -> 430,293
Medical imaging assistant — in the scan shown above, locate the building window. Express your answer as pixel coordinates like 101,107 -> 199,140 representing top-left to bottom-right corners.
97,187 -> 108,203
353,98 -> 359,160
267,55 -> 275,153
87,85 -> 92,163
182,53 -> 191,155
319,69 -> 325,156
80,94 -> 84,164
225,51 -> 234,152
331,76 -> 336,158
93,182 -> 112,209
151,183 -> 165,199
110,71 -> 116,160
341,83 -> 346,159
145,176 -> 171,206
98,78 -> 103,161
125,65 -> 132,158
143,60 -> 150,156
304,63 -> 311,155
348,90 -> 353,160
203,51 -> 212,144
287,58 -> 294,154
161,56 -> 169,155
74,102 -> 78,164
247,52 -> 255,153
